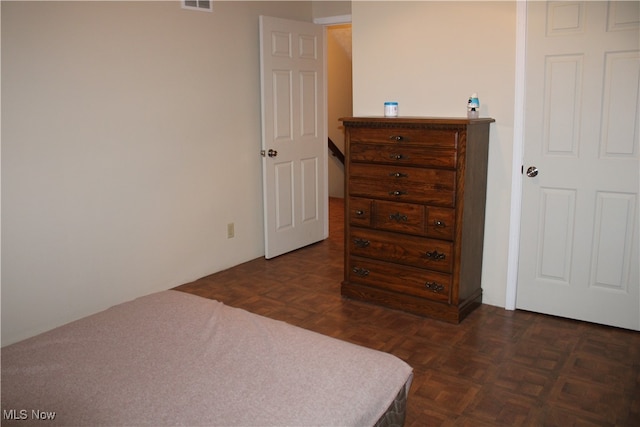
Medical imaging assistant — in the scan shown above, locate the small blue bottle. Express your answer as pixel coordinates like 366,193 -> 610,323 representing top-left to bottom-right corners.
467,93 -> 479,118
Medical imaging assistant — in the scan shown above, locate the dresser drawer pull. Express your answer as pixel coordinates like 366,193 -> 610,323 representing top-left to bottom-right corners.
389,135 -> 404,142
352,267 -> 370,277
353,238 -> 370,248
425,250 -> 446,260
389,154 -> 405,160
434,220 -> 446,227
424,281 -> 445,293
389,172 -> 408,178
389,190 -> 407,197
389,212 -> 408,222
355,210 -> 365,216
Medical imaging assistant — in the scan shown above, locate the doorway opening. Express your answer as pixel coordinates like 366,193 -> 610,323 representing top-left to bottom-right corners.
326,23 -> 352,201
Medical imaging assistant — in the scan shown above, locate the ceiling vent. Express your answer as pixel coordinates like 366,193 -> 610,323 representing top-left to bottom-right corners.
182,1 -> 212,12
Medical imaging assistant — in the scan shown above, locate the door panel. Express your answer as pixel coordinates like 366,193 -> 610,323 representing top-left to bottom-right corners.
274,161 -> 294,231
601,51 -> 640,156
273,70 -> 292,141
301,157 -> 319,223
517,1 -> 639,330
537,188 -> 575,283
260,16 -> 327,259
591,192 -> 636,290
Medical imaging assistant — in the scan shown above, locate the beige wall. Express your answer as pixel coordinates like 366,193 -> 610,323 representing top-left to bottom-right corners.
1,1 -> 314,345
351,1 -> 517,307
2,0 -> 518,345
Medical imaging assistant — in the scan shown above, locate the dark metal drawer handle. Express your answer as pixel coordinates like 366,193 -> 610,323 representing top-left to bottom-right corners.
355,210 -> 365,216
389,190 -> 407,197
389,172 -> 408,178
425,282 -> 445,293
353,238 -> 370,248
352,267 -> 370,277
390,154 -> 405,160
434,220 -> 446,227
425,250 -> 446,260
389,135 -> 404,142
389,212 -> 408,222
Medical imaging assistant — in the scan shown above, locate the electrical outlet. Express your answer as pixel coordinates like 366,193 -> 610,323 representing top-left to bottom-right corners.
227,223 -> 235,239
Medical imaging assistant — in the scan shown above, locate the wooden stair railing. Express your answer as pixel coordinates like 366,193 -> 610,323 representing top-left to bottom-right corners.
328,138 -> 345,165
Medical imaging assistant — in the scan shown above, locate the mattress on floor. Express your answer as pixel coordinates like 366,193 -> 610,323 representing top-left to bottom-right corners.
1,290 -> 413,426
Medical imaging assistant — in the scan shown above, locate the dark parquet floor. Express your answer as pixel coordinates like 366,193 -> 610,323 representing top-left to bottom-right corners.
174,197 -> 640,427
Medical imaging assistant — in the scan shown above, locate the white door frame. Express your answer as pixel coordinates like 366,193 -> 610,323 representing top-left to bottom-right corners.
313,15 -> 352,26
505,1 -> 528,310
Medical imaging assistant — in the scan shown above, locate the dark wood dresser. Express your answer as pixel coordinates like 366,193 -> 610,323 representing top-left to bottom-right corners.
341,117 -> 494,323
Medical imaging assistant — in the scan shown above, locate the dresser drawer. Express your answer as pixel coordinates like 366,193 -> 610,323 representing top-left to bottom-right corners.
349,127 -> 458,148
348,256 -> 452,302
349,228 -> 453,273
349,163 -> 455,207
350,143 -> 456,168
373,201 -> 456,240
373,200 -> 426,235
427,207 -> 456,241
349,198 -> 372,227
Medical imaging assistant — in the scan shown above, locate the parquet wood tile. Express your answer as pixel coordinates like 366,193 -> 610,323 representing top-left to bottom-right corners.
174,197 -> 640,427
465,386 -> 539,426
546,376 -> 630,425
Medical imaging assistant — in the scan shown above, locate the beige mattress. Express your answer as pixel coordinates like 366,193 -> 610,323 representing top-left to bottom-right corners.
1,290 -> 413,426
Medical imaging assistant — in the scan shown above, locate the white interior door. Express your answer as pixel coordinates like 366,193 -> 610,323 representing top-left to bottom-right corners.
259,16 -> 327,259
517,1 -> 639,330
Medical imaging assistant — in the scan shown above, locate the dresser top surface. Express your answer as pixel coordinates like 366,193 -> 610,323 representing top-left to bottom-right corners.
340,116 -> 495,126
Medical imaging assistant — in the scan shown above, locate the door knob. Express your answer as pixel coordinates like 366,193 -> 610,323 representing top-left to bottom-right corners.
261,149 -> 278,158
526,166 -> 539,177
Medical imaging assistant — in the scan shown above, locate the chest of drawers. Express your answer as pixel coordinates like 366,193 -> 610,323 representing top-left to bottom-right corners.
341,117 -> 494,323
